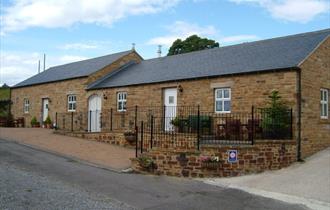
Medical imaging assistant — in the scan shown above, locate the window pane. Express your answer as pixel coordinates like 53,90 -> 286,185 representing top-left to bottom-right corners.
216,101 -> 222,112
224,101 -> 231,112
72,103 -> 76,110
118,102 -> 122,110
123,101 -> 127,110
325,91 -> 328,101
323,104 -> 327,116
224,89 -> 230,98
169,96 -> 174,104
216,90 -> 222,98
123,93 -> 127,99
321,90 -> 324,101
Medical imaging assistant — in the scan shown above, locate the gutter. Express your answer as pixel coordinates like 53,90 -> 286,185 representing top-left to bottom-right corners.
296,67 -> 302,161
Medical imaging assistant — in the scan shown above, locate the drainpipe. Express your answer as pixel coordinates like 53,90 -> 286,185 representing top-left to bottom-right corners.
296,68 -> 302,161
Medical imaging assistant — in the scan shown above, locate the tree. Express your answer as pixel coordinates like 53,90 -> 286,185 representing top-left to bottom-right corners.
167,35 -> 219,56
261,90 -> 291,139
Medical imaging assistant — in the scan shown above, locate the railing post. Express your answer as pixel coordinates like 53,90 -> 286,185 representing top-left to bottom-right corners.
55,112 -> 58,130
134,105 -> 138,128
89,110 -> 92,132
135,125 -> 138,158
163,105 -> 166,130
251,106 -> 254,145
71,112 -> 74,132
150,115 -> 154,149
197,105 -> 200,150
110,108 -> 113,131
290,108 -> 293,139
140,121 -> 144,154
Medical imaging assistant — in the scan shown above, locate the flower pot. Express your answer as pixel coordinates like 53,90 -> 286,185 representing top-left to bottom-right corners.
125,135 -> 136,142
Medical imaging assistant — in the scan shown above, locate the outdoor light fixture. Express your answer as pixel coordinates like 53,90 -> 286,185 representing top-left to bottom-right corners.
178,85 -> 183,93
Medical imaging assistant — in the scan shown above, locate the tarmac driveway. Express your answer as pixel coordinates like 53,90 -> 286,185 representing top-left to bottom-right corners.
0,128 -> 135,171
203,147 -> 330,210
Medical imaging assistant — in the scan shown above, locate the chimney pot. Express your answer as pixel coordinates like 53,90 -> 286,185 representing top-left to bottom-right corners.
157,45 -> 162,58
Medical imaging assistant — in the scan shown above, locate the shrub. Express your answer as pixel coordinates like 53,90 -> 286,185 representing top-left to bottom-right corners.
30,116 -> 38,126
261,90 -> 291,139
44,115 -> 52,124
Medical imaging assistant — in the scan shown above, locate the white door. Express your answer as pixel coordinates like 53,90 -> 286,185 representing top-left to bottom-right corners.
88,95 -> 102,132
42,98 -> 49,122
164,88 -> 177,131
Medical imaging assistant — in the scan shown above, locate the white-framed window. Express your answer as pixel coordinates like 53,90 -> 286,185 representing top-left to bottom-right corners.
117,92 -> 127,112
215,88 -> 231,113
320,89 -> 328,119
67,95 -> 76,112
23,98 -> 30,113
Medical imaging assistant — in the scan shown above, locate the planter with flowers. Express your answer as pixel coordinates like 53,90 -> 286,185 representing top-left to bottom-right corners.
138,156 -> 157,172
123,130 -> 136,143
44,116 -> 52,129
200,156 -> 222,170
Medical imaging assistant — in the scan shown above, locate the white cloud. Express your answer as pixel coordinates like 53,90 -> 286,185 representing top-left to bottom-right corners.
229,0 -> 330,23
0,52 -> 89,86
147,21 -> 259,47
58,40 -> 115,50
0,0 -> 181,34
0,52 -> 41,86
59,43 -> 99,50
147,21 -> 218,46
219,35 -> 260,43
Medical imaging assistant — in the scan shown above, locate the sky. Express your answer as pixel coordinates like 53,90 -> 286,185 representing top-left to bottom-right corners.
0,0 -> 329,86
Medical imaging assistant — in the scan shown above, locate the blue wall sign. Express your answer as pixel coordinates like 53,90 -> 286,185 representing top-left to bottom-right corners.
228,150 -> 238,163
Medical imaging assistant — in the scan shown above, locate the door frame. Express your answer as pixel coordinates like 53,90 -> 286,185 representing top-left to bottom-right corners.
163,88 -> 177,131
41,98 -> 49,123
88,94 -> 102,132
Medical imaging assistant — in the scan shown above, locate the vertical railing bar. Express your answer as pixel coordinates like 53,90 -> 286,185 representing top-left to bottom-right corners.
110,108 -> 113,131
55,112 -> 58,130
150,115 -> 153,149
71,111 -> 74,132
290,108 -> 293,139
197,105 -> 200,150
251,106 -> 254,145
135,124 -> 138,157
134,105 -> 138,129
140,121 -> 144,154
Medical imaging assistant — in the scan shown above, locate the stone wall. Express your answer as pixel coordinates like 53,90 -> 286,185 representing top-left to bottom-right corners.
300,37 -> 330,158
91,70 -> 298,114
11,77 -> 89,126
131,140 -> 297,178
55,130 -> 135,148
10,51 -> 143,127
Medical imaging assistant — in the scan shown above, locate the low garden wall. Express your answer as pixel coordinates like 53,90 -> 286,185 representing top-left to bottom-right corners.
54,130 -> 135,148
131,140 -> 297,178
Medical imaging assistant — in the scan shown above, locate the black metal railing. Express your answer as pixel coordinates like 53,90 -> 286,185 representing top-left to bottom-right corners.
55,106 -> 293,155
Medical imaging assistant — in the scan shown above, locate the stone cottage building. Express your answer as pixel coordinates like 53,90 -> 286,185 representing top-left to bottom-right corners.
11,29 -> 330,161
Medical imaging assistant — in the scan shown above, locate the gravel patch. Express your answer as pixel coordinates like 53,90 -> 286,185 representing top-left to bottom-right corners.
0,162 -> 135,210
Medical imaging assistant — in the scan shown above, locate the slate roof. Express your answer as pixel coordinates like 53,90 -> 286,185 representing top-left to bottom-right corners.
14,50 -> 133,88
88,29 -> 330,90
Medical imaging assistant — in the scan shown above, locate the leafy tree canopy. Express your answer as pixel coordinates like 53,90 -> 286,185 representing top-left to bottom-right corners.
167,35 -> 219,56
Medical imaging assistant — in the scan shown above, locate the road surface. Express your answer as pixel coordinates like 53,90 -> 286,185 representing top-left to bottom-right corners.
0,139 -> 307,210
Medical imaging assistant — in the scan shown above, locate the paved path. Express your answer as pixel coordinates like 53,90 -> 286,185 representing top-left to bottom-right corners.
203,147 -> 330,210
0,128 -> 134,170
0,139 -> 306,210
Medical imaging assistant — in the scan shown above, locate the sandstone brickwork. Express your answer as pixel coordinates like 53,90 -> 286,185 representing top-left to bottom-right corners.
131,140 -> 297,178
300,37 -> 330,158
